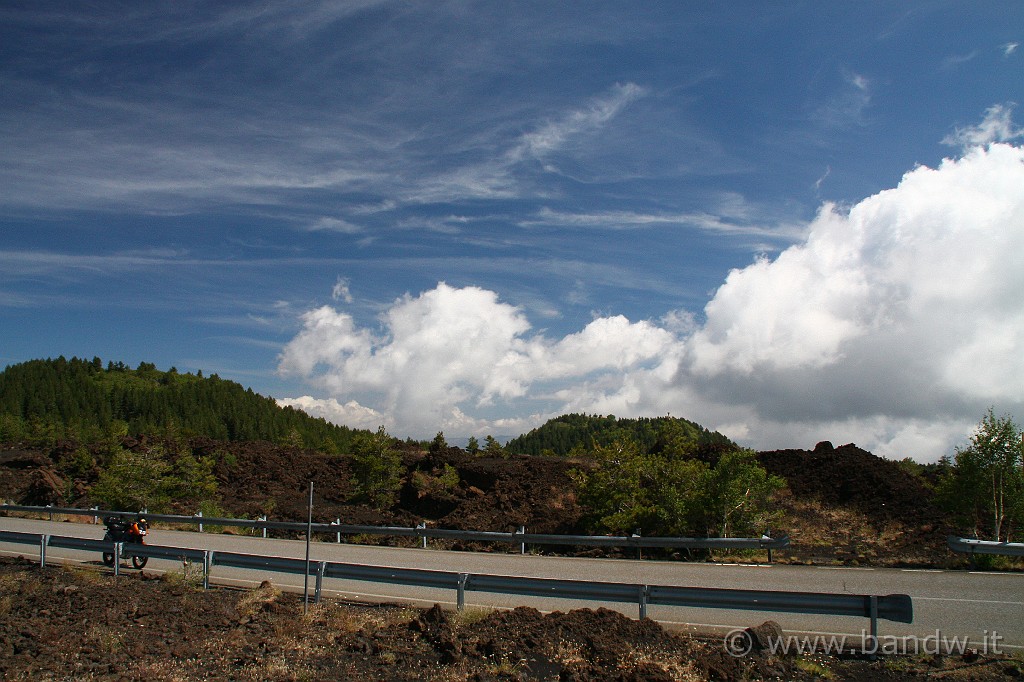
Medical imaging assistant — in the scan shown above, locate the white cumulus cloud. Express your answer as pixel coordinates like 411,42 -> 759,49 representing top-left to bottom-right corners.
276,395 -> 385,432
279,133 -> 1024,462
278,282 -> 676,437
666,141 -> 1024,458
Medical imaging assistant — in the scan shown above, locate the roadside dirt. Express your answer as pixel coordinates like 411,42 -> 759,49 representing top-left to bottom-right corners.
1,556 -> 1019,681
758,442 -> 956,567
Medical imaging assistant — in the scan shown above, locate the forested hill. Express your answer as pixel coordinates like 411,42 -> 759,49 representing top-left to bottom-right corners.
0,357 -> 363,451
504,413 -> 735,457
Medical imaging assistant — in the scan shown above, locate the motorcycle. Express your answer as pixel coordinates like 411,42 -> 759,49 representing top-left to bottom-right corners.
101,516 -> 149,569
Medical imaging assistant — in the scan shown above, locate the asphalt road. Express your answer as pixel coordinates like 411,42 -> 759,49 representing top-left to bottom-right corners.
3,516 -> 1022,653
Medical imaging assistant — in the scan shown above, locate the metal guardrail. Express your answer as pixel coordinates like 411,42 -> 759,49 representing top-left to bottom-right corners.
0,504 -> 789,555
0,529 -> 211,581
0,528 -> 910,639
947,536 -> 1024,558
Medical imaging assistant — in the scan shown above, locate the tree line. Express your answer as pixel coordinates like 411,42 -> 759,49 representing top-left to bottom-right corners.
0,357 -> 361,452
937,408 -> 1024,543
504,412 -> 734,457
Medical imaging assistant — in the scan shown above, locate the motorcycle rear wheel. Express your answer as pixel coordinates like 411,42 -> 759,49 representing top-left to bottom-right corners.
101,532 -> 115,566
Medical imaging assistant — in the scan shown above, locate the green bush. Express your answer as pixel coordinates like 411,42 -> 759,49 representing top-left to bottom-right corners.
349,426 -> 402,509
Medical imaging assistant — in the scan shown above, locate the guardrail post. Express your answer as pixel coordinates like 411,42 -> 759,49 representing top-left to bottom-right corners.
857,595 -> 880,659
457,573 -> 468,611
114,542 -> 122,577
417,522 -> 427,549
197,511 -> 203,533
203,550 -> 211,590
91,506 -> 99,524
868,595 -> 878,645
315,562 -> 326,603
40,534 -> 49,568
46,504 -> 53,521
259,515 -> 267,538
633,529 -> 642,560
518,526 -> 526,555
638,585 -> 649,620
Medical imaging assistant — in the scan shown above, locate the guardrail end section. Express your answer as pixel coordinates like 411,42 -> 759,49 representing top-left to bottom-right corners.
882,594 -> 913,624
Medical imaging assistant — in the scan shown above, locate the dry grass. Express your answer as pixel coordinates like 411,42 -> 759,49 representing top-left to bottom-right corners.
237,653 -> 316,682
128,659 -> 192,682
236,579 -> 281,617
84,622 -> 125,655
56,559 -> 105,587
555,638 -> 704,681
450,605 -> 493,632
160,558 -> 206,589
0,570 -> 20,592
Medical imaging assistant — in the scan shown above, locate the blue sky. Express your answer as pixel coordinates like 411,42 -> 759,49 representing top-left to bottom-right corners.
2,2 -> 1022,461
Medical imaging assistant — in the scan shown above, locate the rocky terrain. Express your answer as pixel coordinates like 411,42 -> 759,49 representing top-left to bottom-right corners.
1,556 -> 1020,681
0,438 -> 973,568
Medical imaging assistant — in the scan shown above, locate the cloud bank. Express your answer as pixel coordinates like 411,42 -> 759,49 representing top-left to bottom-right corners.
279,139 -> 1024,461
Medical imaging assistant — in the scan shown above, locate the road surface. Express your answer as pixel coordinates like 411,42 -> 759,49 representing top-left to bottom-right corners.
2,516 -> 1021,652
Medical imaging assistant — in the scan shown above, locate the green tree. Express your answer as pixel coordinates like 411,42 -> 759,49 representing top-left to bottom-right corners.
465,436 -> 480,455
89,446 -> 171,512
938,409 -> 1024,541
60,445 -> 96,479
573,439 -> 783,538
573,439 -> 708,536
0,414 -> 25,442
349,426 -> 402,508
483,435 -> 505,457
699,448 -> 784,537
164,448 -> 219,506
283,427 -> 304,449
429,431 -> 448,454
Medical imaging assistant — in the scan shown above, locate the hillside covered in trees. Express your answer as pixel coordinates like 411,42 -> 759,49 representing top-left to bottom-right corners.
505,412 -> 735,457
0,357 -> 362,453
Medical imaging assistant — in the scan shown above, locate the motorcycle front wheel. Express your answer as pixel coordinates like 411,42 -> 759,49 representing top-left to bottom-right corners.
131,555 -> 148,569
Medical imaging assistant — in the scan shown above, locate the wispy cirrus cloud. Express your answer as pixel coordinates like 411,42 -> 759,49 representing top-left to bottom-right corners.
400,83 -> 649,204
307,217 -> 363,234
943,103 -> 1024,150
521,206 -> 806,241
507,83 -> 647,162
941,51 -> 978,69
813,71 -> 873,129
